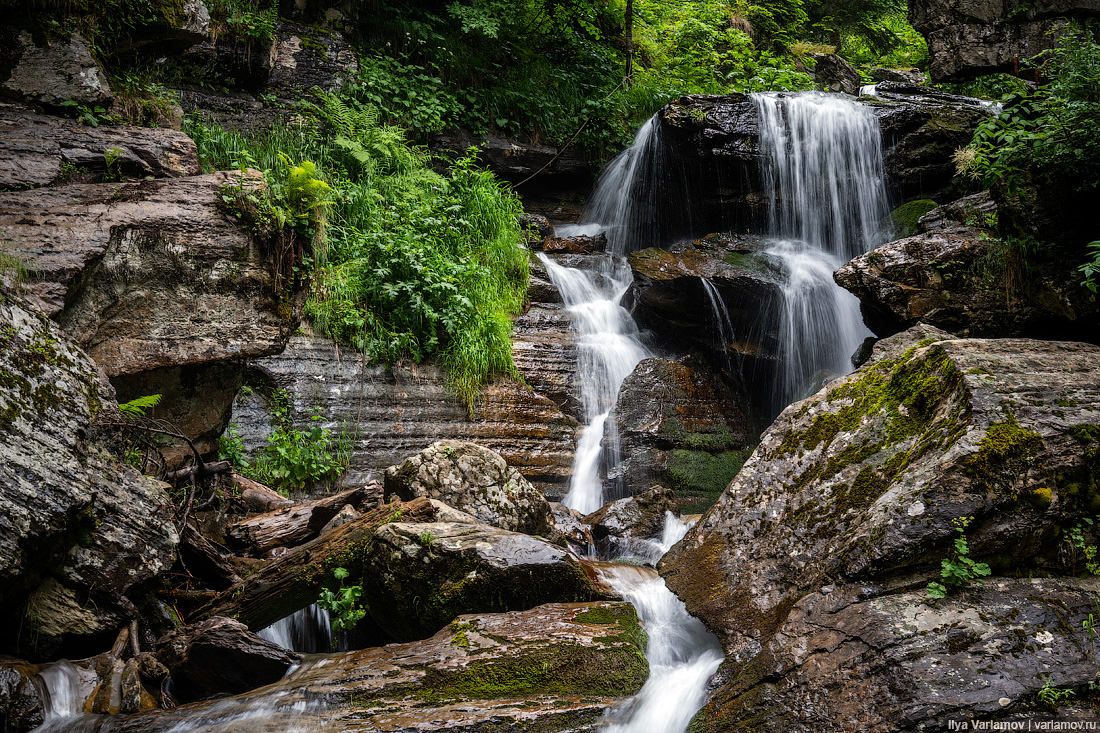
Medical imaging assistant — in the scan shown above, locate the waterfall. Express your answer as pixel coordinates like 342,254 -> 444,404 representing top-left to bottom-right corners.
539,253 -> 650,514
700,278 -> 740,380
752,92 -> 891,408
258,603 -> 336,653
31,661 -> 86,732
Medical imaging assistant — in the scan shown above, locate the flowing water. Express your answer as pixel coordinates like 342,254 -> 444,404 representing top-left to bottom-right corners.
258,604 -> 336,654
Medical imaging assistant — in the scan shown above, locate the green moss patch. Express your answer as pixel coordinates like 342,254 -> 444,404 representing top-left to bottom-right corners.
964,412 -> 1044,494
668,448 -> 750,514
890,199 -> 938,238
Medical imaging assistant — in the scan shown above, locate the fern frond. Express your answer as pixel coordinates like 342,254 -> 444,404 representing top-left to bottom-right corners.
118,393 -> 162,418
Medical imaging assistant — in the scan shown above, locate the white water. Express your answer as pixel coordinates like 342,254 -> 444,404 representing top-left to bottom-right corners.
30,661 -> 85,732
258,603 -> 335,653
752,92 -> 891,407
700,278 -> 740,379
539,254 -> 649,514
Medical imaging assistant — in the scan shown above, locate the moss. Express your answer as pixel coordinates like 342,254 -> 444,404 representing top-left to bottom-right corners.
890,199 -> 938,238
575,603 -> 648,649
667,449 -> 749,513
963,412 -> 1044,493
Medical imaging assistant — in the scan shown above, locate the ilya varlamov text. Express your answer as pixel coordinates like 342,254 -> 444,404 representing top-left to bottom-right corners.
948,721 -> 1097,731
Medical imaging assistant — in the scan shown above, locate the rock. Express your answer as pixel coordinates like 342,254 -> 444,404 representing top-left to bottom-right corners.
583,486 -> 678,542
318,504 -> 359,535
518,213 -> 554,241
807,53 -> 861,95
0,171 -> 295,375
0,291 -> 178,658
0,104 -> 200,189
662,326 -> 1100,668
909,0 -> 1100,81
994,165 -> 1094,249
0,658 -> 43,732
549,502 -> 595,550
384,440 -> 554,536
536,234 -> 608,254
835,225 -> 1100,342
870,67 -> 928,85
156,616 -> 302,703
0,31 -> 112,108
691,577 -> 1100,731
228,334 -> 578,496
266,22 -> 359,94
97,602 -> 647,733
605,357 -> 750,505
361,520 -> 601,641
916,190 -> 996,232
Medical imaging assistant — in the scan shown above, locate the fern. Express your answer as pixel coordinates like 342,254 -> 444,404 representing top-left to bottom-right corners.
118,393 -> 162,418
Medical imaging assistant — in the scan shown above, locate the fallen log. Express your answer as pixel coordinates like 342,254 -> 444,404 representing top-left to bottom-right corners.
195,497 -> 438,631
224,483 -> 382,557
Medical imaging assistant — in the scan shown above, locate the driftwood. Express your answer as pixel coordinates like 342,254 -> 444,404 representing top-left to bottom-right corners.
179,524 -> 241,591
224,483 -> 382,557
233,475 -> 293,513
196,497 -> 439,631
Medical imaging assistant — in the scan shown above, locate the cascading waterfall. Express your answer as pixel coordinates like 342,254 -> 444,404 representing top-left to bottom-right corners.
258,603 -> 336,653
700,278 -> 740,380
752,92 -> 892,407
539,253 -> 650,514
31,661 -> 85,732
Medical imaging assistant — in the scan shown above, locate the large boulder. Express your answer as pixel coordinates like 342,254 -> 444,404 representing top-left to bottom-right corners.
360,520 -> 601,641
0,31 -> 111,108
156,616 -> 302,703
0,290 -> 178,658
835,224 -> 1100,343
0,658 -> 43,732
909,0 -> 1100,81
266,22 -> 359,94
384,441 -> 554,535
0,104 -> 199,189
583,485 -> 678,542
95,602 -> 647,733
661,326 -> 1100,727
229,335 -> 578,496
806,53 -> 861,95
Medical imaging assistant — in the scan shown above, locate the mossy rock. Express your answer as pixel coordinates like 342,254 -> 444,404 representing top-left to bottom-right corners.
890,199 -> 938,238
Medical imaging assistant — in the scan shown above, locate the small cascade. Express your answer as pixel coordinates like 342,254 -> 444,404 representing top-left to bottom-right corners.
31,661 -> 86,732
700,278 -> 740,380
608,512 -> 695,566
752,92 -> 892,408
258,603 -> 336,653
597,562 -> 723,733
539,253 -> 650,514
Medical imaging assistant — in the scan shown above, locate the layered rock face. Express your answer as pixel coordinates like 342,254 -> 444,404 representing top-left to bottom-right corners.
910,0 -> 1100,81
661,326 -> 1100,729
835,193 -> 1100,343
0,291 -> 178,659
229,334 -> 578,496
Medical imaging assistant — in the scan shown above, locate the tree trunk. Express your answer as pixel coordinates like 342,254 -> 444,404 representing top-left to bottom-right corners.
625,0 -> 634,86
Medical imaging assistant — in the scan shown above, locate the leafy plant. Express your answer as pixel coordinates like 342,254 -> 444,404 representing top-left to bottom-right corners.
217,424 -> 249,473
244,390 -> 351,494
926,516 -> 991,598
418,530 -> 437,549
1065,517 -> 1100,576
317,567 -> 366,639
117,393 -> 162,418
1080,241 -> 1100,292
1037,676 -> 1076,707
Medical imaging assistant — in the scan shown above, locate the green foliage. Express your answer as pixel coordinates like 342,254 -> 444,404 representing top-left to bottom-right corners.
205,0 -> 278,44
1065,517 -> 1100,576
926,516 -> 991,598
117,393 -> 161,418
839,10 -> 927,67
317,566 -> 367,639
217,424 -> 249,473
1080,241 -> 1100,292
244,390 -> 351,494
1037,676 -> 1076,707
418,530 -> 438,549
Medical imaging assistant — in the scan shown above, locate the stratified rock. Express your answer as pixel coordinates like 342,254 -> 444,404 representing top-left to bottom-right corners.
0,172 -> 294,377
0,31 -> 111,107
430,128 -> 595,194
266,22 -> 359,93
97,602 -> 647,733
605,357 -> 750,502
835,225 -> 1100,342
662,326 -> 1100,724
156,616 -> 302,703
583,486 -> 677,542
384,441 -> 553,535
910,0 -> 1100,81
0,658 -> 43,732
0,104 -> 199,189
915,190 -> 996,232
362,520 -> 600,641
229,334 -> 578,496
0,291 -> 178,658
693,578 -> 1100,732
807,53 -> 861,94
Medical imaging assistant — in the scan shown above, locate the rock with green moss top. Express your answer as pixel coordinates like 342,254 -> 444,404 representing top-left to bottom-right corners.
662,326 -> 1100,669
688,577 -> 1100,732
889,199 -> 938,238
384,440 -> 553,536
361,520 -> 601,641
94,601 -> 647,733
0,291 -> 178,660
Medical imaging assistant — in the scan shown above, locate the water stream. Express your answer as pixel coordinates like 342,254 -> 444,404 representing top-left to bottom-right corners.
257,604 -> 336,654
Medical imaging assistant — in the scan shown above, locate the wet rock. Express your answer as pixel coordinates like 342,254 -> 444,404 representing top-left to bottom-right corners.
605,357 -> 750,503
363,520 -> 600,641
536,233 -> 608,255
0,171 -> 294,375
0,658 -> 43,732
156,616 -> 302,703
430,128 -> 595,195
692,577 -> 1100,731
583,486 -> 678,542
266,22 -> 359,94
915,190 -> 996,232
835,225 -> 1100,342
0,104 -> 199,189
662,327 -> 1100,668
228,334 -> 578,496
910,0 -> 1100,81
384,440 -> 553,535
549,502 -> 595,550
518,213 -> 554,241
807,53 -> 861,95
0,31 -> 112,108
99,602 -> 646,733
870,67 -> 928,85
0,291 -> 178,658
